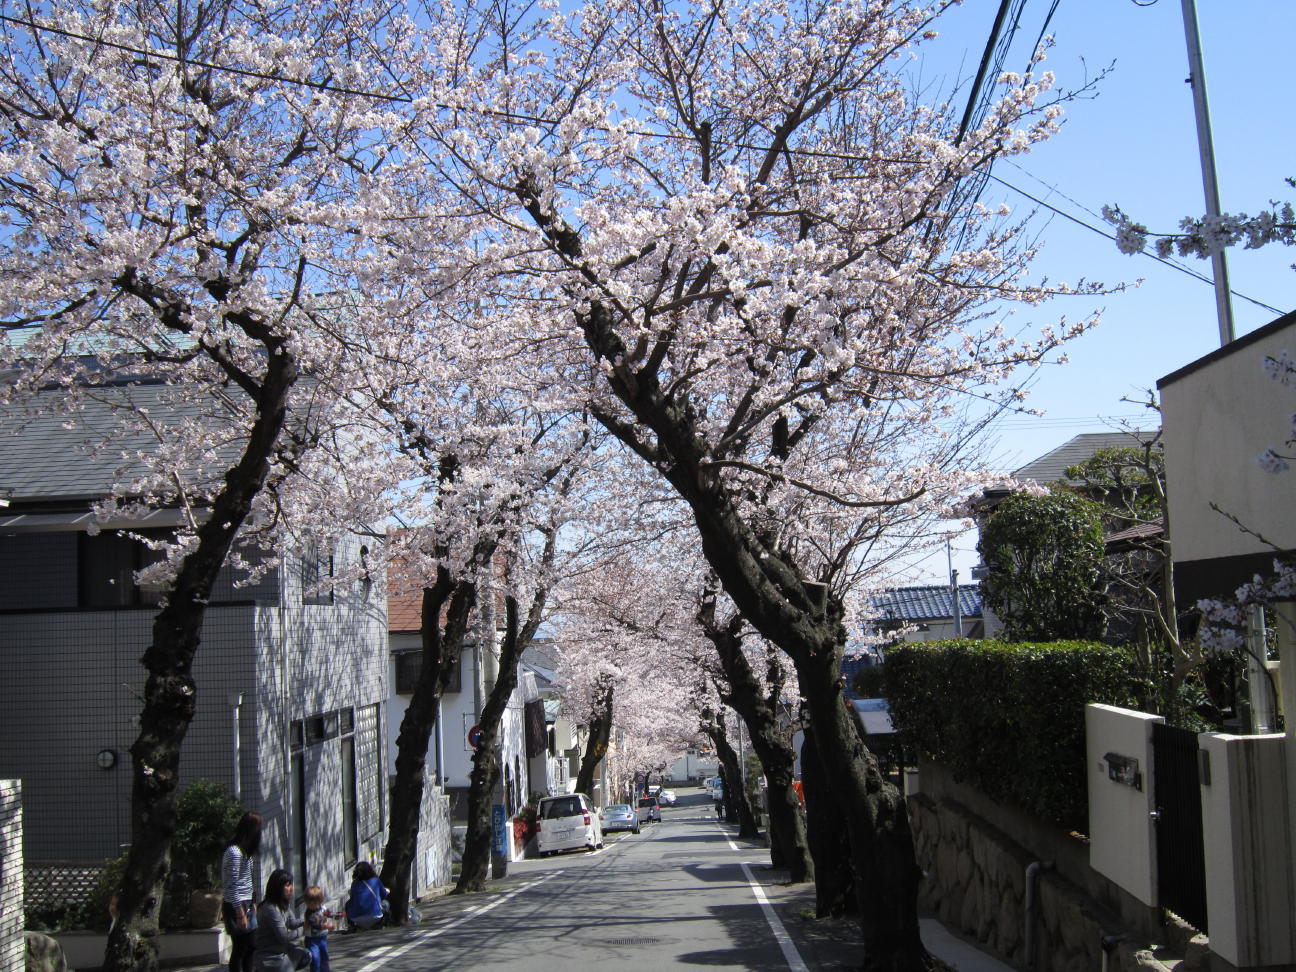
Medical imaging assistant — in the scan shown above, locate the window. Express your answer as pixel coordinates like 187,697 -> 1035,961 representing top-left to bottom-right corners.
355,704 -> 382,841
78,530 -> 170,608
340,734 -> 358,865
291,750 -> 307,887
300,544 -> 334,605
305,712 -> 338,745
393,649 -> 459,696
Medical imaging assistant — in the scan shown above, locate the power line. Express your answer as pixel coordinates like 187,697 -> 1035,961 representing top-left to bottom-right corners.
988,172 -> 1285,315
4,11 -> 1287,318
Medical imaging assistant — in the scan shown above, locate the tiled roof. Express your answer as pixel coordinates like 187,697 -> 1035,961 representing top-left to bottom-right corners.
1013,431 -> 1159,487
387,590 -> 424,633
867,585 -> 982,622
0,383 -> 239,503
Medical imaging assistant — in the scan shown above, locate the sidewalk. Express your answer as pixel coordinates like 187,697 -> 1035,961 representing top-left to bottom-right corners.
748,866 -> 1017,972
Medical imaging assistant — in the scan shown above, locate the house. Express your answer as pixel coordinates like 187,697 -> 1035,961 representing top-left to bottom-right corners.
863,585 -> 984,648
0,383 -> 389,903
387,585 -> 553,863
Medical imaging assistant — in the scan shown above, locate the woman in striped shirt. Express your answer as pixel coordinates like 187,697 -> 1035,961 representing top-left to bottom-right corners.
222,812 -> 263,972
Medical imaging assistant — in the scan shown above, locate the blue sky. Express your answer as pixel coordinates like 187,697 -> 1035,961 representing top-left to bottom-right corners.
898,0 -> 1296,583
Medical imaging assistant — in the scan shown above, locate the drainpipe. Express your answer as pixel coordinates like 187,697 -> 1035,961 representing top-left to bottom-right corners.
1024,860 -> 1054,970
228,694 -> 244,804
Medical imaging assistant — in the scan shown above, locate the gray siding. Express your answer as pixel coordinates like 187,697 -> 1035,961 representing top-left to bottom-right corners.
0,606 -> 258,860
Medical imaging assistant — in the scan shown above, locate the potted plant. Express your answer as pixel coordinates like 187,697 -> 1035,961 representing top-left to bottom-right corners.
171,780 -> 244,928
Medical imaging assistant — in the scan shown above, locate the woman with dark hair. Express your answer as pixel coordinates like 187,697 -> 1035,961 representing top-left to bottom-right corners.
221,812 -> 263,972
343,861 -> 390,930
252,868 -> 310,971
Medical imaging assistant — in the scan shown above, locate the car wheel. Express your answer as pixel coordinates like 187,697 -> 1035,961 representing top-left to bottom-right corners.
597,841 -> 604,849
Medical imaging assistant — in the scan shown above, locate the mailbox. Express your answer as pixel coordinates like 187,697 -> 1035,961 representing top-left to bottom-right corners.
1103,751 -> 1141,790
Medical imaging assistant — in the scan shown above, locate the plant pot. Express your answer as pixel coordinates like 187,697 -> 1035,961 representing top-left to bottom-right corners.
189,890 -> 223,929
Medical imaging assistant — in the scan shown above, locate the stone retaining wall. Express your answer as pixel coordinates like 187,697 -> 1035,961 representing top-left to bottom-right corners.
909,793 -> 1205,972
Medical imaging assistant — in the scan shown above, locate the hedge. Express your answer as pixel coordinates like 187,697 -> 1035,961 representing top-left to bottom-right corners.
883,639 -> 1141,829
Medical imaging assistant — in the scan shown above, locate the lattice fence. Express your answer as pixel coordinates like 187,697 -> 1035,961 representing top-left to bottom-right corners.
24,862 -> 104,913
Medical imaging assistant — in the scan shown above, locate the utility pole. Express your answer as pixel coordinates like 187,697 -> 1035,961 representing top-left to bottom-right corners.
947,541 -> 963,638
1179,0 -> 1235,345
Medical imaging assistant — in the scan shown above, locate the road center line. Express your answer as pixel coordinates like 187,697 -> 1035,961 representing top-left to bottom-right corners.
354,874 -> 553,972
716,824 -> 809,972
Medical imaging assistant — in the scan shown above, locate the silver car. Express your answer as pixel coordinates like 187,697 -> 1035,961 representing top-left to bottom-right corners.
636,795 -> 662,824
598,803 -> 640,834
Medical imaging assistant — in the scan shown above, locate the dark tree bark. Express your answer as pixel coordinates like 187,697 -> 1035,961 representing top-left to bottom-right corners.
519,184 -> 936,970
380,568 -> 477,923
699,592 -> 813,882
702,714 -> 758,839
455,571 -> 549,893
574,675 -> 614,797
802,723 -> 856,918
103,309 -> 299,972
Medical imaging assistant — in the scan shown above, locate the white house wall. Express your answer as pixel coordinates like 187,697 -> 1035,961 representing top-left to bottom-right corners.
1160,319 -> 1296,564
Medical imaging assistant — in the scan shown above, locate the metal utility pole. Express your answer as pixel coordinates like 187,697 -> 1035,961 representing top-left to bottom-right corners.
947,542 -> 963,638
1180,0 -> 1236,345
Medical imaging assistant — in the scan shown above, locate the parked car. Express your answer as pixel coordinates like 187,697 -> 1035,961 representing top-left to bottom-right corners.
657,789 -> 677,807
536,793 -> 603,856
599,803 -> 640,834
636,795 -> 662,824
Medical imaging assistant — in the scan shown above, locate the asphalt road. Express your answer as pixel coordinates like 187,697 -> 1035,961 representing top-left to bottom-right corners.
347,788 -> 807,970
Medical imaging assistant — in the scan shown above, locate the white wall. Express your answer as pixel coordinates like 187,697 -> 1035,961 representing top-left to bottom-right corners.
1085,704 -> 1161,906
1198,732 -> 1296,968
1161,320 -> 1296,563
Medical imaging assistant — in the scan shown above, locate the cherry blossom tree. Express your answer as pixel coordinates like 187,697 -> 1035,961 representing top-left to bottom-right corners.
404,0 -> 1100,963
0,0 -> 437,965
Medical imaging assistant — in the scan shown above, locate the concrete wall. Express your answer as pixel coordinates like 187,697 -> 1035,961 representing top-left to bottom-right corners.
1160,318 -> 1296,565
0,782 -> 21,972
1199,732 -> 1296,969
1086,704 -> 1162,907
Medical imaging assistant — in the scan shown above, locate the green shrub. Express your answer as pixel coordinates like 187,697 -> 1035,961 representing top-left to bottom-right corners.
884,639 -> 1140,829
72,852 -> 130,932
173,779 -> 243,892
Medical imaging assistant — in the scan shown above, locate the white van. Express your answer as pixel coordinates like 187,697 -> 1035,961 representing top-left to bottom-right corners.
536,793 -> 603,856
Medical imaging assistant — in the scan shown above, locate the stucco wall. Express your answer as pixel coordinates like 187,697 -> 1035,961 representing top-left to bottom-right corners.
1160,317 -> 1296,564
1086,704 -> 1162,907
1199,732 -> 1296,968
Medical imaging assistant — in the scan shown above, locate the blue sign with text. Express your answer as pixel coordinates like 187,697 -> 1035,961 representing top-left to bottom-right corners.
492,804 -> 507,855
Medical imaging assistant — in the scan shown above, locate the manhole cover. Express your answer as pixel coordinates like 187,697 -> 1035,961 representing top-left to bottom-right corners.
604,938 -> 660,946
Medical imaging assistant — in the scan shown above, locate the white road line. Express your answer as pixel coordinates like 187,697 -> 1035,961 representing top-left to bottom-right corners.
716,823 -> 809,972
739,861 -> 809,972
353,874 -> 552,972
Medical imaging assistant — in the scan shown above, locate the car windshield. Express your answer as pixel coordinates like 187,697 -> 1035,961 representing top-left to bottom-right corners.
604,805 -> 631,813
541,797 -> 582,819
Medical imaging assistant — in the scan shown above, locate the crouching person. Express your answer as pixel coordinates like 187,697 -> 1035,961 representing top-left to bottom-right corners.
253,870 -> 311,971
344,862 -> 390,930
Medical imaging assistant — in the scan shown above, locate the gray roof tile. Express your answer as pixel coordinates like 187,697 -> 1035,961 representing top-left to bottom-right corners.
867,585 -> 982,621
1013,431 -> 1159,486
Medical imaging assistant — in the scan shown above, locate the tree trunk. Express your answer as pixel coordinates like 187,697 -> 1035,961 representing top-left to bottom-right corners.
704,719 -> 759,839
700,598 -> 813,882
802,723 -> 855,918
522,189 -> 938,968
103,344 -> 298,972
380,574 -> 477,922
455,597 -> 532,893
574,677 -> 614,798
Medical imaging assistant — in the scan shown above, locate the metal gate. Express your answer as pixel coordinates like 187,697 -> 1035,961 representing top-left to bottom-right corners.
1151,723 -> 1208,932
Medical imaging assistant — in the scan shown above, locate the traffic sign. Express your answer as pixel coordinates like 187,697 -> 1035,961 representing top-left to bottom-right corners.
468,724 -> 483,749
